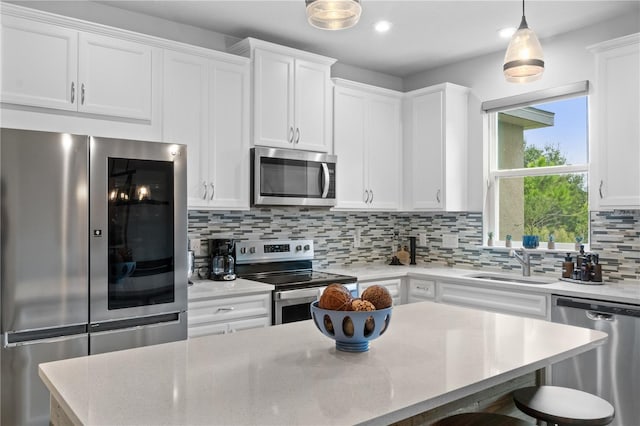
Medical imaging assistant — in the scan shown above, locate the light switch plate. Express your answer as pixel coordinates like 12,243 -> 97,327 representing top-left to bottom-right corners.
418,233 -> 427,247
442,234 -> 459,249
190,238 -> 203,256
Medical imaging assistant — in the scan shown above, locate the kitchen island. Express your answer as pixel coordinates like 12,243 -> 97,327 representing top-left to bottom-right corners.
39,301 -> 606,426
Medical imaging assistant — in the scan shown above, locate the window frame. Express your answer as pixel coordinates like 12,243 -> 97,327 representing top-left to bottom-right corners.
482,82 -> 590,251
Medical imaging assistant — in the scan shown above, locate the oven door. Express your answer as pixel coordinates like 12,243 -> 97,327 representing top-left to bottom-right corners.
89,137 -> 187,324
252,147 -> 336,206
274,288 -> 323,325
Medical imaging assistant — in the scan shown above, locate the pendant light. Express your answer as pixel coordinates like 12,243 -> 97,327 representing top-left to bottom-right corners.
503,0 -> 544,83
306,0 -> 362,30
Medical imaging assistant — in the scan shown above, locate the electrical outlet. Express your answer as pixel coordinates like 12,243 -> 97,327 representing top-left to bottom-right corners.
418,233 -> 427,247
190,238 -> 203,256
353,228 -> 362,248
442,234 -> 459,249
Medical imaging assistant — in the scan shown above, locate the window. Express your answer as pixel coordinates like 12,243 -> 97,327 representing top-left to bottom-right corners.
485,87 -> 589,249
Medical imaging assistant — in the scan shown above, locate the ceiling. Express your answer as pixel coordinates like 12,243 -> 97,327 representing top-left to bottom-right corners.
98,1 -> 640,77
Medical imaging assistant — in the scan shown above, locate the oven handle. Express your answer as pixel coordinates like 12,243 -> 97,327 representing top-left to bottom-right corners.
276,287 -> 324,301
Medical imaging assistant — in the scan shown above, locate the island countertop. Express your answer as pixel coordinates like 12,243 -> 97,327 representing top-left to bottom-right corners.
39,301 -> 607,426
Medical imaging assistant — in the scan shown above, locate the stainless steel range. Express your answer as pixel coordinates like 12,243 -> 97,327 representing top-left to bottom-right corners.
235,240 -> 358,325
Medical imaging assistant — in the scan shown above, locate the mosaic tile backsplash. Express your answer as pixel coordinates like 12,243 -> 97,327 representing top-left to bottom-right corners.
188,209 -> 639,283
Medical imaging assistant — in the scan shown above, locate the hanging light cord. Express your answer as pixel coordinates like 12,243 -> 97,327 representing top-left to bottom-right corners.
522,0 -> 525,17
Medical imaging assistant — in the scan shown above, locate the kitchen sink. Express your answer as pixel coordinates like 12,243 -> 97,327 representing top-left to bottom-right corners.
466,273 -> 556,285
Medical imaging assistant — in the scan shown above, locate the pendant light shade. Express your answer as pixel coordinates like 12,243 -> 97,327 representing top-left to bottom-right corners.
306,0 -> 362,30
503,0 -> 544,83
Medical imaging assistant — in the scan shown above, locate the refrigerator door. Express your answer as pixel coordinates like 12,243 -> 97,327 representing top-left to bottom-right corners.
89,311 -> 186,355
1,332 -> 88,426
89,137 -> 187,324
0,129 -> 89,333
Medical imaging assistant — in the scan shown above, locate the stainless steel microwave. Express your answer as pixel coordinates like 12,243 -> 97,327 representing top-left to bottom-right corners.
251,147 -> 337,206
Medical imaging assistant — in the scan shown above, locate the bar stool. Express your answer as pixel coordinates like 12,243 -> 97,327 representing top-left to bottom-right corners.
432,412 -> 535,426
512,386 -> 615,426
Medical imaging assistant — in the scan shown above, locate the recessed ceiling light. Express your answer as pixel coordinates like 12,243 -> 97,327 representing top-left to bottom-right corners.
374,20 -> 392,33
498,27 -> 517,38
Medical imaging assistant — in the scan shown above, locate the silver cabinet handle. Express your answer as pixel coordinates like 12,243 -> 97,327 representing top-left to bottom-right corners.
436,189 -> 441,203
369,189 -> 374,204
364,190 -> 370,203
416,286 -> 427,290
71,82 -> 75,104
599,180 -> 604,199
81,83 -> 85,105
295,127 -> 300,144
209,183 -> 215,200
202,181 -> 208,200
289,126 -> 294,143
216,307 -> 235,313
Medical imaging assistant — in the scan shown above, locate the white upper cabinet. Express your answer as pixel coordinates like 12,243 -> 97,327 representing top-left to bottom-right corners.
333,79 -> 402,210
403,83 -> 469,211
1,14 -> 154,121
163,49 -> 250,210
1,15 -> 78,111
230,38 -> 336,152
589,33 -> 640,209
78,33 -> 152,120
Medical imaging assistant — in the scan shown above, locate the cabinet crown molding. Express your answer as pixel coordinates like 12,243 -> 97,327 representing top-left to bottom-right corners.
404,82 -> 470,98
229,37 -> 337,66
588,32 -> 640,53
332,78 -> 403,98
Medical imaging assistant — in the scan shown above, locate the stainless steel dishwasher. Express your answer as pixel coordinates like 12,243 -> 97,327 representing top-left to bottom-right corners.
551,295 -> 640,426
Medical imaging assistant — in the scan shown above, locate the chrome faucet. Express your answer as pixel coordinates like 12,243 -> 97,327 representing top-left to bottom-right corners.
509,249 -> 531,276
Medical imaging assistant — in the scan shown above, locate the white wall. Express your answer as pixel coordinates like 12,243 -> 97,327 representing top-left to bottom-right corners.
404,12 -> 640,211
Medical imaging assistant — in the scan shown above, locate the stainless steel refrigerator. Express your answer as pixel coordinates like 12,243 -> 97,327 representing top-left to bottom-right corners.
1,128 -> 188,425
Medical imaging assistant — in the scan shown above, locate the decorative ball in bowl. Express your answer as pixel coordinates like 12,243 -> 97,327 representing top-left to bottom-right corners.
310,284 -> 393,353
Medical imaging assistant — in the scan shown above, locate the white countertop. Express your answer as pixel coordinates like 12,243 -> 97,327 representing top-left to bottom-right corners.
39,301 -> 606,426
324,264 -> 640,305
188,278 -> 274,300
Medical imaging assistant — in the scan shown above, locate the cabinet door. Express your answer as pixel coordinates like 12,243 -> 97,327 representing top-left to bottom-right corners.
253,49 -> 294,148
368,96 -> 401,210
593,40 -> 640,208
407,279 -> 436,303
162,50 -> 209,208
359,279 -> 403,306
78,32 -> 152,120
334,86 -> 368,209
294,59 -> 331,152
1,15 -> 78,111
409,91 -> 444,209
208,61 -> 250,209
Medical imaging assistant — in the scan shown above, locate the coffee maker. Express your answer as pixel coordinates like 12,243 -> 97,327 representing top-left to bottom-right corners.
209,238 -> 236,281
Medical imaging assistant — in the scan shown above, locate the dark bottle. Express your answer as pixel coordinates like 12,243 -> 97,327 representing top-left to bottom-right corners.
581,254 -> 591,281
592,254 -> 603,282
562,253 -> 574,278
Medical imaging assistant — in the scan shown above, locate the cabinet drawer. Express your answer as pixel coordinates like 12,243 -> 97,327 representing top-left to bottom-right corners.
437,282 -> 548,319
359,278 -> 403,306
408,279 -> 436,302
188,293 -> 270,325
188,316 -> 270,339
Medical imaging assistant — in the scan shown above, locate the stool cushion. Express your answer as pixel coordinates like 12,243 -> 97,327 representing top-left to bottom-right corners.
432,412 -> 534,426
513,386 -> 615,426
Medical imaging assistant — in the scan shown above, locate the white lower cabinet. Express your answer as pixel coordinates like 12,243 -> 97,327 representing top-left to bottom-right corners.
359,278 -> 404,306
188,292 -> 271,338
407,278 -> 436,303
436,281 -> 549,319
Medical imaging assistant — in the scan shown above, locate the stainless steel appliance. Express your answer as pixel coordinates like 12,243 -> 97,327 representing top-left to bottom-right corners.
209,238 -> 236,281
0,128 -> 187,425
251,147 -> 337,206
551,295 -> 640,426
235,239 -> 357,325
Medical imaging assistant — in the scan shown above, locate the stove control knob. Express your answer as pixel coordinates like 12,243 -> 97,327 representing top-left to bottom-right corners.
296,245 -> 302,251
304,244 -> 310,251
249,247 -> 256,254
239,247 -> 246,255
